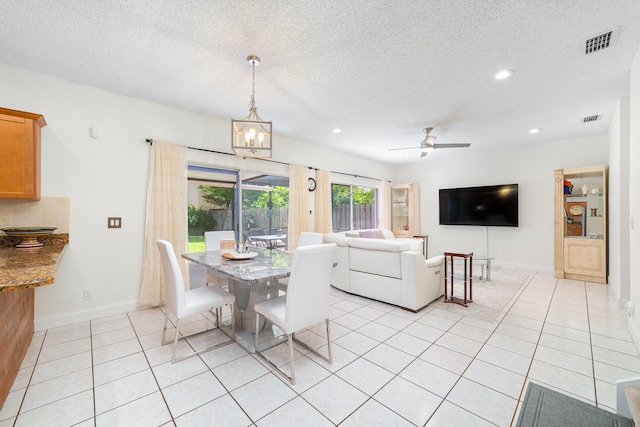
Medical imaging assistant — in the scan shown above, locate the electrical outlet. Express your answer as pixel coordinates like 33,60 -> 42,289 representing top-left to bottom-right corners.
84,290 -> 93,301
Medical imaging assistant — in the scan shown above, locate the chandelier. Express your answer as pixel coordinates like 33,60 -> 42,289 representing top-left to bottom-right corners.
231,55 -> 272,158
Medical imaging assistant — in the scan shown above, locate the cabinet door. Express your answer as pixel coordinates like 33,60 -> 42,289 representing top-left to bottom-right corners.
563,238 -> 606,282
0,112 -> 40,199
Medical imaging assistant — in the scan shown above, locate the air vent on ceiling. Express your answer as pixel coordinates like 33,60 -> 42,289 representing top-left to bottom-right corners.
583,115 -> 600,123
584,27 -> 619,55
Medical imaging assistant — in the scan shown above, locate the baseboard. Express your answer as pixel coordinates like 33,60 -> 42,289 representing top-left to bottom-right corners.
34,300 -> 140,331
491,260 -> 554,274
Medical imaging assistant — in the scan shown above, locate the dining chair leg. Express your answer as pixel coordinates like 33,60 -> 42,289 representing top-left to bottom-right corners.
161,309 -> 170,345
291,319 -> 333,364
325,319 -> 333,364
254,313 -> 261,354
287,333 -> 296,384
172,318 -> 182,363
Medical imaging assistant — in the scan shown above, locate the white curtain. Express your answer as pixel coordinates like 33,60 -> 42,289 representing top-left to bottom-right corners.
315,169 -> 332,234
138,140 -> 188,307
379,180 -> 392,230
287,164 -> 311,252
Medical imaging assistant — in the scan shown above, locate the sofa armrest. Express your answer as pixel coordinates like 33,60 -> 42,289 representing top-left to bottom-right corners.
426,255 -> 444,268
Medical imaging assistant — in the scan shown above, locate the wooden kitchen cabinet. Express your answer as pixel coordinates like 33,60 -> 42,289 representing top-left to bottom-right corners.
0,107 -> 47,200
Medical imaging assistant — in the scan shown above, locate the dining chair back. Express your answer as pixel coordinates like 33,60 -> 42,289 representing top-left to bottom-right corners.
205,230 -> 235,251
285,243 -> 334,331
254,243 -> 337,383
204,230 -> 235,287
157,239 -> 235,363
278,232 -> 324,291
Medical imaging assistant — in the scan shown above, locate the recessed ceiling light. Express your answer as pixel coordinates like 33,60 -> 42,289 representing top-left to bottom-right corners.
495,69 -> 515,80
332,128 -> 342,134
529,128 -> 541,134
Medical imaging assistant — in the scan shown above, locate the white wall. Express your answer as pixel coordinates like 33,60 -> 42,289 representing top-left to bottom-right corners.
629,45 -> 640,347
608,97 -> 631,305
0,63 -> 395,329
397,136 -> 608,271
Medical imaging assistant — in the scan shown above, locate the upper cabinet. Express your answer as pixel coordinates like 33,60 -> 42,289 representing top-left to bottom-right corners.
554,165 -> 607,283
392,183 -> 420,238
0,107 -> 46,200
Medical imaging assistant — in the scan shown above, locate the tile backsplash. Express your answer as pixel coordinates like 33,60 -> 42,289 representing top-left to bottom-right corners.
0,197 -> 70,234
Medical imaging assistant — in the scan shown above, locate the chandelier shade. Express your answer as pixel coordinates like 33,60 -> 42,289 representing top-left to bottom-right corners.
231,55 -> 272,158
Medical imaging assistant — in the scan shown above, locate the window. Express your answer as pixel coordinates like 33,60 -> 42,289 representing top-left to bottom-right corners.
186,164 -> 290,251
331,184 -> 378,231
241,174 -> 289,249
187,166 -> 238,252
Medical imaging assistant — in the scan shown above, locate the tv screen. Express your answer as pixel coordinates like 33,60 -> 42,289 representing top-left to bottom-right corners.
439,184 -> 519,227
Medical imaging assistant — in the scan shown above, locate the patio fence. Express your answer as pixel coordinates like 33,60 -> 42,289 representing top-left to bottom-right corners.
193,204 -> 376,234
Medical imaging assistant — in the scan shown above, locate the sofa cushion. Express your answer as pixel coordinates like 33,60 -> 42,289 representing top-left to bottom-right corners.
323,232 -> 349,247
348,237 -> 412,252
346,232 -> 360,238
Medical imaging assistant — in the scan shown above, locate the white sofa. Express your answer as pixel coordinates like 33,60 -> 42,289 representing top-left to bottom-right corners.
323,229 -> 444,311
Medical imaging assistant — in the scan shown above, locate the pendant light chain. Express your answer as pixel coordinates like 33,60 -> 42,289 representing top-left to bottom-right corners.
250,60 -> 256,110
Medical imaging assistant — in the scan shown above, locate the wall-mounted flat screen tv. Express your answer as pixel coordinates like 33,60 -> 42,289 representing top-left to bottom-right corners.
439,184 -> 519,227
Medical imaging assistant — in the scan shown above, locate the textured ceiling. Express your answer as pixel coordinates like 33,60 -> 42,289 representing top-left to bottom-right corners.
1,0 -> 640,164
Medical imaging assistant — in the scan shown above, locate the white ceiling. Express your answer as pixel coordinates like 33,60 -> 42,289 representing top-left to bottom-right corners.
2,1 -> 640,164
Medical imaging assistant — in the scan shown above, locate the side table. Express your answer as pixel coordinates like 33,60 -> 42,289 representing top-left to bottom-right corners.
444,252 -> 473,307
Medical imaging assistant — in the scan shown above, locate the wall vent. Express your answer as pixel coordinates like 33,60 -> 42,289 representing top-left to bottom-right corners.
583,115 -> 600,123
584,27 -> 619,55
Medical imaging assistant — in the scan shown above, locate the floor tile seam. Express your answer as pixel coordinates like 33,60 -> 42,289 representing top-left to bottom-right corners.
13,328 -> 47,421
436,399 -> 502,426
534,342 -> 594,363
589,357 -> 640,374
13,389 -> 95,422
195,352 -> 261,423
589,342 -> 640,358
294,378 -> 369,426
584,281 -> 611,409
94,388 -> 161,418
507,272 -> 557,421
126,308 -> 179,424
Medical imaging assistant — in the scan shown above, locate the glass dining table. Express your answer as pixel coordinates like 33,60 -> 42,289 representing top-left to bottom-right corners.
182,247 -> 292,352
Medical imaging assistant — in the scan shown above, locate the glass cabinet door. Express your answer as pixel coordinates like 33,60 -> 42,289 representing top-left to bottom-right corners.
392,187 -> 410,232
562,172 -> 604,239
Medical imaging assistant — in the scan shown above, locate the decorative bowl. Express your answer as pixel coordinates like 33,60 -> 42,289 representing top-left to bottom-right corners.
1,227 -> 57,248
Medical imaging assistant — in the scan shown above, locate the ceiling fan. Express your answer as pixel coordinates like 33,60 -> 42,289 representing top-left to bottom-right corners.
389,127 -> 471,157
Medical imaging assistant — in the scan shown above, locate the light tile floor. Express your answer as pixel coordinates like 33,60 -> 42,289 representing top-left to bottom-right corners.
1,268 -> 638,426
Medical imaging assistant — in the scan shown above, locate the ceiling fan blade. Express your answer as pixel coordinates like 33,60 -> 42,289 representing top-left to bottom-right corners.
433,143 -> 471,149
388,146 -> 419,151
420,151 -> 428,158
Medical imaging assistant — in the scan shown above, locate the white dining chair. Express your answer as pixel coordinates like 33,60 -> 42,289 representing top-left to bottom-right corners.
204,230 -> 235,287
157,239 -> 236,363
254,243 -> 337,384
278,231 -> 325,292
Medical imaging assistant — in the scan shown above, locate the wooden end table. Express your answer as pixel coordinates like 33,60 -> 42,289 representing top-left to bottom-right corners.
444,252 -> 473,307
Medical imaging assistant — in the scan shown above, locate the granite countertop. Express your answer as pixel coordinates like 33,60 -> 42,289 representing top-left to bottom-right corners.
0,234 -> 69,291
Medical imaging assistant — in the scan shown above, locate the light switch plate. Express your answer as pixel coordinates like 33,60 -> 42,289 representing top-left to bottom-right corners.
108,217 -> 122,228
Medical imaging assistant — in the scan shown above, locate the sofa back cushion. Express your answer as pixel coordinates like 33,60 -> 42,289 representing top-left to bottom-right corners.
348,238 -> 412,252
323,232 -> 349,247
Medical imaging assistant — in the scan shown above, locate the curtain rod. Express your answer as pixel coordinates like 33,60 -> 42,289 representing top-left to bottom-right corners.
145,138 -> 389,183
